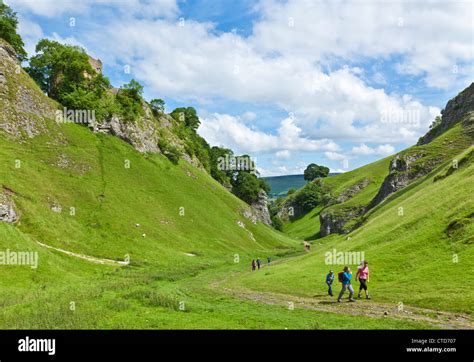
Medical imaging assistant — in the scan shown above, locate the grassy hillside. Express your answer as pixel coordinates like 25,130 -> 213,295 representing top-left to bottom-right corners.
225,145 -> 474,315
284,122 -> 472,240
283,156 -> 391,239
0,126 -> 433,329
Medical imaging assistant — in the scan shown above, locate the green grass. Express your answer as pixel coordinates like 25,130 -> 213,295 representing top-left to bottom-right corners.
229,147 -> 474,314
1,39 -> 472,329
284,123 -> 472,240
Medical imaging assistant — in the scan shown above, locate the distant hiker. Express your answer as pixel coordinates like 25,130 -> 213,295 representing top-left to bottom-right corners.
356,260 -> 370,299
251,259 -> 256,271
256,258 -> 261,270
303,241 -> 310,251
326,270 -> 335,297
337,266 -> 355,302
267,256 -> 271,265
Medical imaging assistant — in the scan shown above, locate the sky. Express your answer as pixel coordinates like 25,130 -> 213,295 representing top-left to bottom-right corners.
7,0 -> 474,176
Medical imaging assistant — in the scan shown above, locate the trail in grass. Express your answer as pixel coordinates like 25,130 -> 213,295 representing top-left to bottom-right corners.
211,257 -> 473,330
36,241 -> 129,266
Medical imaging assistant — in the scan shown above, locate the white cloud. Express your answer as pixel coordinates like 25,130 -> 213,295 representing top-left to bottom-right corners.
242,111 -> 257,121
251,0 -> 473,90
198,113 -> 339,154
324,151 -> 347,161
275,150 -> 291,160
351,143 -> 395,156
77,12 -> 444,144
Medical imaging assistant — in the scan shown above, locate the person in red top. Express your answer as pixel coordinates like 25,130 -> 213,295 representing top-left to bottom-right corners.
355,260 -> 370,299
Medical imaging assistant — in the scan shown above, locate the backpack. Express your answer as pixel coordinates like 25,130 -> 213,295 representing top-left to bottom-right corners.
338,272 -> 344,283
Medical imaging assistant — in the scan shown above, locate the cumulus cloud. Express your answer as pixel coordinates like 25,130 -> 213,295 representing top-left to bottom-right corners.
275,150 -> 291,160
351,143 -> 395,156
198,113 -> 339,154
251,0 -> 472,89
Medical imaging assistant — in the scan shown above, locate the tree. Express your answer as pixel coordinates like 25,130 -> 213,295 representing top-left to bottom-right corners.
294,182 -> 323,212
170,107 -> 200,131
304,163 -> 330,181
231,171 -> 262,204
150,98 -> 165,114
116,79 -> 145,122
0,3 -> 27,61
27,39 -> 96,98
26,39 -> 113,122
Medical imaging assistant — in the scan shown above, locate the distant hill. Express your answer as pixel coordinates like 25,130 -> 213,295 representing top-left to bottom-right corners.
263,173 -> 339,198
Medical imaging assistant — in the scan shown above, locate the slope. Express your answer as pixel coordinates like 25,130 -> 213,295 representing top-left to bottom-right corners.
224,144 -> 474,319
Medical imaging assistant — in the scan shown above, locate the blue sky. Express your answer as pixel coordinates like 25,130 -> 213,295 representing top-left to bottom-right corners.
9,0 -> 473,176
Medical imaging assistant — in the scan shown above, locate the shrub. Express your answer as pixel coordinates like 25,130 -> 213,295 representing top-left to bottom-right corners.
271,215 -> 284,231
0,3 -> 27,61
158,139 -> 181,165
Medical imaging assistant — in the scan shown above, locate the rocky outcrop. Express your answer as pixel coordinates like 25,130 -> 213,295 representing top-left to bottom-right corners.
0,40 -> 58,141
367,152 -> 442,209
98,113 -> 160,153
319,206 -> 365,236
0,192 -> 18,223
419,82 -> 474,145
336,178 -> 370,203
250,190 -> 272,226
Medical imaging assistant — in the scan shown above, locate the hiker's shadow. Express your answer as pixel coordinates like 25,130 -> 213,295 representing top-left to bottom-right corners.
319,300 -> 338,304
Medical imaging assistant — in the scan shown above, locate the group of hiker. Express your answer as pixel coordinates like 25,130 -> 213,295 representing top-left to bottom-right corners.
326,260 -> 370,302
251,257 -> 271,271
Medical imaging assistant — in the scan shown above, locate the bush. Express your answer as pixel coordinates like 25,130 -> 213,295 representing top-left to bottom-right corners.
231,172 -> 262,204
293,180 -> 329,213
304,163 -> 330,181
0,3 -> 27,61
116,79 -> 144,122
158,139 -> 181,165
271,215 -> 284,231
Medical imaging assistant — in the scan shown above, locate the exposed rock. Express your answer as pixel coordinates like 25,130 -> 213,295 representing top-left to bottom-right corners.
236,220 -> 256,241
251,190 -> 272,226
419,82 -> 474,145
241,207 -> 258,225
367,152 -> 441,209
319,206 -> 365,236
51,204 -> 62,213
0,193 -> 18,223
100,115 -> 160,153
336,178 -> 370,203
0,39 -> 58,141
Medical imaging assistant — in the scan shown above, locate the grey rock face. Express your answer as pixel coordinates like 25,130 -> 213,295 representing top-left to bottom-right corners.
251,190 -> 272,226
319,206 -> 365,237
0,194 -> 18,223
336,178 -> 370,203
367,153 -> 435,209
419,82 -> 474,145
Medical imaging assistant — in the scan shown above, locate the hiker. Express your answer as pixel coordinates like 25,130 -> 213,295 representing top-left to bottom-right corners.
337,266 -> 355,302
326,270 -> 335,296
251,259 -> 256,271
256,258 -> 261,270
356,260 -> 370,299
267,256 -> 271,265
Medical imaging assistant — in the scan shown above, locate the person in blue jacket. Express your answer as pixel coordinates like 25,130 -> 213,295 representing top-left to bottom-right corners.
337,266 -> 356,302
325,270 -> 335,296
